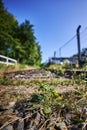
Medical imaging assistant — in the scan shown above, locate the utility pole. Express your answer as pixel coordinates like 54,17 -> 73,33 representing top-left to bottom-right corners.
54,51 -> 56,58
59,48 -> 61,57
77,25 -> 81,67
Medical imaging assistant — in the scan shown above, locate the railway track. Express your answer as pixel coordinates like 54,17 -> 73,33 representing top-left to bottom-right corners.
0,69 -> 87,130
3,69 -> 57,80
3,69 -> 87,80
65,69 -> 87,78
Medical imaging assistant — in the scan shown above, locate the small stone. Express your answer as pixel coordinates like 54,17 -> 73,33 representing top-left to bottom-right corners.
3,108 -> 13,114
2,125 -> 13,130
54,122 -> 68,130
9,102 -> 15,108
70,127 -> 79,130
32,112 -> 41,125
16,120 -> 24,130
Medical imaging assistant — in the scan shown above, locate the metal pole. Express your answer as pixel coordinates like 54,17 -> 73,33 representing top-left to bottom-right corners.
59,48 -> 61,57
54,51 -> 56,58
77,25 -> 81,67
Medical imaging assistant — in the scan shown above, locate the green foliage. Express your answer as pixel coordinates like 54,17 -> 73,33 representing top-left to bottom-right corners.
0,0 -> 41,66
45,64 -> 65,76
71,72 -> 87,85
16,20 -> 41,65
43,106 -> 51,116
30,84 -> 62,116
30,94 -> 46,102
0,77 -> 12,85
62,60 -> 74,69
0,64 -> 16,73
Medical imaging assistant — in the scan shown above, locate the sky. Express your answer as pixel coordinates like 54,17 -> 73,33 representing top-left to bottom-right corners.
3,0 -> 87,62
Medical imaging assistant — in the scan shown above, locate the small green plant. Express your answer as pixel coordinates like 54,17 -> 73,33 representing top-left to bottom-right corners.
30,84 -> 62,116
43,106 -> 51,116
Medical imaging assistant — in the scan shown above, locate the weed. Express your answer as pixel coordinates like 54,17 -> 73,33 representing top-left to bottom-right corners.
30,84 -> 62,116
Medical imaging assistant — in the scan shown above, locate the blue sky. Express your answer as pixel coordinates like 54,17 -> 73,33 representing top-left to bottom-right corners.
3,0 -> 87,62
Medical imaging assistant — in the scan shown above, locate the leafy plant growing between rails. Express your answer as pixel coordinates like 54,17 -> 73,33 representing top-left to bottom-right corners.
30,84 -> 62,116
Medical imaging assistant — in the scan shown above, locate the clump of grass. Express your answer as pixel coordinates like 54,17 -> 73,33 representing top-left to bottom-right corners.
0,64 -> 16,74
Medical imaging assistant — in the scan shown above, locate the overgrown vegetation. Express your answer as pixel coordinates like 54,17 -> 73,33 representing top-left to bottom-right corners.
0,63 -> 87,129
11,84 -> 86,130
29,84 -> 87,118
30,84 -> 62,116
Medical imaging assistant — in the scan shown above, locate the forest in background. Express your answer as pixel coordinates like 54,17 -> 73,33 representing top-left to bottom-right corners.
0,0 -> 41,66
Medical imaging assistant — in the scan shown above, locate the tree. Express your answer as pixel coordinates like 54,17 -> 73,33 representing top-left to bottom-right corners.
0,0 -> 22,59
0,0 -> 41,66
18,20 -> 41,65
81,48 -> 87,56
